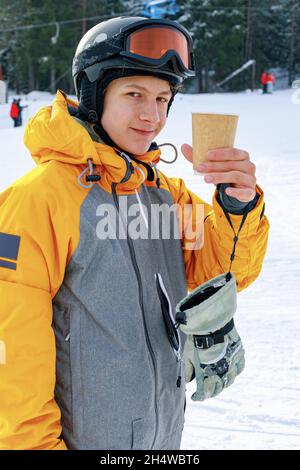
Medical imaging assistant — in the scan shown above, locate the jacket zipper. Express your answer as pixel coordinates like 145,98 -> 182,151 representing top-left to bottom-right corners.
111,182 -> 159,450
155,272 -> 184,388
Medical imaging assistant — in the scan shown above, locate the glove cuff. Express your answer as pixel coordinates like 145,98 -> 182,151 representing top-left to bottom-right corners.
175,272 -> 237,335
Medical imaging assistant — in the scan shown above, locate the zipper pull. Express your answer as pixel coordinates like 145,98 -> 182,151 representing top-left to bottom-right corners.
177,357 -> 184,388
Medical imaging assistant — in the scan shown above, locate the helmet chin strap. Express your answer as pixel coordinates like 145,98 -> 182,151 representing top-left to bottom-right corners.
94,121 -> 128,152
78,80 -> 99,123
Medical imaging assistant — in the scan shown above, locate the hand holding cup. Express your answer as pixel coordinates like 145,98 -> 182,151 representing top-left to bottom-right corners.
181,113 -> 257,203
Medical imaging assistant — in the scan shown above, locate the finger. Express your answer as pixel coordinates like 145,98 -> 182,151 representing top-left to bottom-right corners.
181,143 -> 193,163
197,160 -> 256,176
204,171 -> 256,187
225,186 -> 257,202
206,148 -> 250,162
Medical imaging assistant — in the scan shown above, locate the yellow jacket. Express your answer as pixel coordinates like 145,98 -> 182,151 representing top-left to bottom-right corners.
0,90 -> 269,450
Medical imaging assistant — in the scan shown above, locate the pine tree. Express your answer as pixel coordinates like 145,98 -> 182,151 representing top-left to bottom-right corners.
0,0 -> 299,94
0,0 -> 126,94
176,0 -> 246,92
176,0 -> 300,91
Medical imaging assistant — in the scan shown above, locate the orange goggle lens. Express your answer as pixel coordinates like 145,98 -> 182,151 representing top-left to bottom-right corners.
127,26 -> 191,70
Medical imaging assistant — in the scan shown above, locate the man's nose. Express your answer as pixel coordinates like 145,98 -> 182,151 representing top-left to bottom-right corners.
139,100 -> 160,124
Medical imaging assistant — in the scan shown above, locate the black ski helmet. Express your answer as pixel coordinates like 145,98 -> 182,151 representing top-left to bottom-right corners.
72,16 -> 195,124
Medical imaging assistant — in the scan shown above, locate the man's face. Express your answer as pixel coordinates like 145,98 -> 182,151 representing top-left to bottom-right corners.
100,75 -> 173,156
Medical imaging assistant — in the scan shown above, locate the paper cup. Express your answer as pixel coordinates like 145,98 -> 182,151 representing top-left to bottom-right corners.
192,113 -> 239,171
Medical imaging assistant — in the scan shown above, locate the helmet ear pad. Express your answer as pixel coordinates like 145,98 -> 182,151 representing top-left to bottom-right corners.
76,73 -> 104,122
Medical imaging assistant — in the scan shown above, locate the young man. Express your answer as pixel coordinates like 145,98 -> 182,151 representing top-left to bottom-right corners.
0,17 -> 269,450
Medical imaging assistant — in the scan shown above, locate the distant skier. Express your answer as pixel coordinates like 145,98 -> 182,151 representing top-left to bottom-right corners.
15,98 -> 28,126
9,98 -> 20,127
266,71 -> 275,94
261,70 -> 275,94
261,70 -> 268,94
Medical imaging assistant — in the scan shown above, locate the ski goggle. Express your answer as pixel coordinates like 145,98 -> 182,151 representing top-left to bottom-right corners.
120,25 -> 195,78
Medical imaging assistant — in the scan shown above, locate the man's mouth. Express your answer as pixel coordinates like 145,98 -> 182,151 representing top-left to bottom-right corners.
130,128 -> 156,136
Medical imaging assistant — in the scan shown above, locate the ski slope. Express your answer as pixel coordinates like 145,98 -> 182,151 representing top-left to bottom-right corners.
0,88 -> 299,450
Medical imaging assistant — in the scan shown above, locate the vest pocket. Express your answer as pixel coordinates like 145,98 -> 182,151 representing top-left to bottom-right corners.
155,273 -> 181,359
69,307 -> 84,438
155,272 -> 184,388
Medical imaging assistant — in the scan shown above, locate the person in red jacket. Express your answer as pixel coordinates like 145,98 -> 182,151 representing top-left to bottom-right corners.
261,70 -> 268,94
261,70 -> 275,94
15,98 -> 28,126
9,98 -> 20,127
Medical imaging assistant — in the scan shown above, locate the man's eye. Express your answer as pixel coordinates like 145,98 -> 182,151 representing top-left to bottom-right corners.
127,93 -> 168,103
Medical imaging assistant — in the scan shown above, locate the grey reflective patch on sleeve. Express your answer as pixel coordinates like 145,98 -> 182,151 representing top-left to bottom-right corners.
0,232 -> 21,260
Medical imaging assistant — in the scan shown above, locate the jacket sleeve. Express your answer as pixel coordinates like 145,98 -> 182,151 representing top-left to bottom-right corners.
0,182 -> 71,450
167,178 -> 269,292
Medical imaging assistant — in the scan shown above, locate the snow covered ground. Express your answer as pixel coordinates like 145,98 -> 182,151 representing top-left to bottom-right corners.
0,88 -> 299,450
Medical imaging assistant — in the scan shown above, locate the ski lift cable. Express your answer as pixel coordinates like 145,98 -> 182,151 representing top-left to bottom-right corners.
0,12 -> 123,33
0,4 -> 288,33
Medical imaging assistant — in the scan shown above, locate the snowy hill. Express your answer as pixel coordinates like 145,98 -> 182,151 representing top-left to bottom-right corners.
0,88 -> 299,450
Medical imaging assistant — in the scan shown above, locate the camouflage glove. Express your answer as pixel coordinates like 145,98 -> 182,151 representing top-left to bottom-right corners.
175,273 -> 245,401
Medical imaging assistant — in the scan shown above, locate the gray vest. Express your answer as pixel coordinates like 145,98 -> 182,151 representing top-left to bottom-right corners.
52,183 -> 188,450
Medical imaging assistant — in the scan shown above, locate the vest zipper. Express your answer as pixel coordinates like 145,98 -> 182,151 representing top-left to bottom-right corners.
155,272 -> 184,388
111,182 -> 159,450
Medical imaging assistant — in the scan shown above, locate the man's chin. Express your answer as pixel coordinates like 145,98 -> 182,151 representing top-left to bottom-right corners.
121,144 -> 152,156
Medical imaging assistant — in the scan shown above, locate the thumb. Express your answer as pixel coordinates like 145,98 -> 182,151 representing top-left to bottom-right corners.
181,143 -> 193,164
